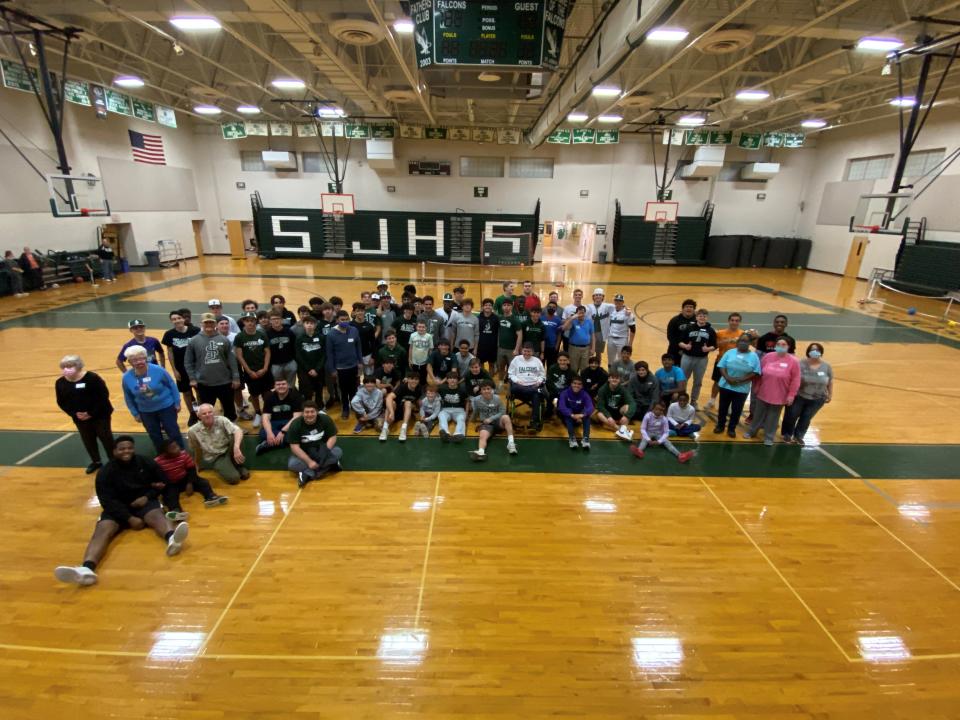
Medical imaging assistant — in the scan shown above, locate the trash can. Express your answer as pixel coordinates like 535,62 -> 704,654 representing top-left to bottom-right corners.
598,250 -> 608,264
144,250 -> 161,268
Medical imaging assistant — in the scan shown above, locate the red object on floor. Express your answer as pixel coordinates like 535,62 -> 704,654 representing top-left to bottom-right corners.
630,446 -> 644,459
678,451 -> 694,464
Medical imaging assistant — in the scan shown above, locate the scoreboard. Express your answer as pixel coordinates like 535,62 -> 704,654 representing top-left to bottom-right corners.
412,0 -> 570,69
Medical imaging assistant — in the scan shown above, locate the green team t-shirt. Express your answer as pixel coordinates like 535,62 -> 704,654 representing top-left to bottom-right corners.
287,412 -> 337,449
522,320 -> 545,350
233,329 -> 268,370
497,314 -> 522,350
494,294 -> 515,314
377,343 -> 407,369
296,332 -> 325,372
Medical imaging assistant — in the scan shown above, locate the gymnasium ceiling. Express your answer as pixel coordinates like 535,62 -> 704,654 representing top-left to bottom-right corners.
2,0 -> 959,139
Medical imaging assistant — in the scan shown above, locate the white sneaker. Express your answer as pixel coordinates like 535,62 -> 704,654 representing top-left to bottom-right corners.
54,565 -> 98,586
615,426 -> 633,441
379,424 -> 389,441
165,510 -> 189,522
166,522 -> 189,557
704,398 -> 716,410
507,441 -> 518,455
398,424 -> 408,442
252,413 -> 262,428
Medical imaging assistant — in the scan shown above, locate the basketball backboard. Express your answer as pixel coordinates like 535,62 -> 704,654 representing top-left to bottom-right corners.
47,174 -> 110,217
644,201 -> 679,224
320,193 -> 356,215
850,192 -> 912,234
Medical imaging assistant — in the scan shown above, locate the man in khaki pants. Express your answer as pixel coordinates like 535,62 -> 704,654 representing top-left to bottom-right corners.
561,305 -> 595,373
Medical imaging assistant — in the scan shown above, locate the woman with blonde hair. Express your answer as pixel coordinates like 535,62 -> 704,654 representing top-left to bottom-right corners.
55,354 -> 114,474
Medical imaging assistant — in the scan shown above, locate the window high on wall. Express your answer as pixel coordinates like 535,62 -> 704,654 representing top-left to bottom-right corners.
845,154 -> 893,181
460,156 -> 504,177
903,148 -> 945,177
509,157 -> 554,178
240,151 -> 267,172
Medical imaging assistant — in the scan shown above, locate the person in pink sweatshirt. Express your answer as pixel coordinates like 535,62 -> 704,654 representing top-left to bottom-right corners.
630,402 -> 694,463
557,375 -> 594,450
745,337 -> 801,446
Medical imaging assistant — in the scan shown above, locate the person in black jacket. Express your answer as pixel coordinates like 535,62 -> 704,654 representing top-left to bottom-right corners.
55,354 -> 115,474
53,436 -> 189,587
665,298 -> 697,364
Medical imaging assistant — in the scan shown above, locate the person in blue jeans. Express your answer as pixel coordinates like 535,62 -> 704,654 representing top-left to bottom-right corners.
713,334 -> 762,438
654,353 -> 687,407
121,345 -> 183,451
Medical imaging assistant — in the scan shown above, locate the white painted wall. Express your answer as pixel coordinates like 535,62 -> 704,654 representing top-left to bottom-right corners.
798,110 -> 960,276
0,84 -> 225,263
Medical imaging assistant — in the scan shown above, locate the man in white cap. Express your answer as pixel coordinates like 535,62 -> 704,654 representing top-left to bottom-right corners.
606,293 -> 636,369
590,288 -> 614,359
208,299 -> 239,335
376,279 -> 389,296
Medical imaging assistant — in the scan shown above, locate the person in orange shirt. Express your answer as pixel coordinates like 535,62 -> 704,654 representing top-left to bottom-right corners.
19,246 -> 54,290
705,312 -> 743,411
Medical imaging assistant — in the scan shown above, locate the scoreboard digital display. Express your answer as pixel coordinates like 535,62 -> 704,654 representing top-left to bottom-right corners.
412,0 -> 569,69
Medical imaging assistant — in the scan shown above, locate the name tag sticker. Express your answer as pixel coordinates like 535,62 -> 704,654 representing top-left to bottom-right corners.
780,362 -> 788,368
75,383 -> 86,389
347,338 -> 354,343
817,371 -> 825,376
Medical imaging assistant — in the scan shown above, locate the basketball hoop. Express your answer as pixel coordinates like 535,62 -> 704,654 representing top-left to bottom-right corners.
852,224 -> 881,234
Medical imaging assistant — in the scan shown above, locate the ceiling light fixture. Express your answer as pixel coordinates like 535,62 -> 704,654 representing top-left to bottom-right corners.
591,85 -> 621,97
236,105 -> 261,114
193,105 -> 222,115
677,115 -> 706,126
172,42 -> 184,56
170,17 -> 222,30
393,19 -> 415,34
801,118 -> 827,128
28,41 -> 37,56
597,114 -> 623,123
316,106 -> 346,118
646,27 -> 689,43
889,96 -> 916,107
567,112 -> 588,122
271,78 -> 305,90
856,36 -> 903,51
735,89 -> 770,101
114,75 -> 145,88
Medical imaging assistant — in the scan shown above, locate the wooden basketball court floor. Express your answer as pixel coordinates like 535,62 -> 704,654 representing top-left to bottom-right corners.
1,256 -> 959,718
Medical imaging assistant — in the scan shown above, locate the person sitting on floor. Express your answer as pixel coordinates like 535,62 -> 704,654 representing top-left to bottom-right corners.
154,437 -> 228,521
557,375 -> 593,450
415,384 -> 442,438
437,369 -> 470,443
254,378 -> 303,456
351,374 -> 386,436
580,355 -> 609,398
630,402 -> 695,464
287,400 -> 342,488
595,372 -> 636,441
667,392 -> 702,438
53,435 -> 189,587
384,371 -> 421,442
468,380 -> 517,461
187,404 -> 249,485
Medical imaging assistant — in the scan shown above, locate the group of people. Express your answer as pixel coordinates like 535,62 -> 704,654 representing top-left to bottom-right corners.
52,280 -> 834,586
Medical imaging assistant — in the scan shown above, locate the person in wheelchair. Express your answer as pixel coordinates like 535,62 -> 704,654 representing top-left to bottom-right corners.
507,342 -> 546,433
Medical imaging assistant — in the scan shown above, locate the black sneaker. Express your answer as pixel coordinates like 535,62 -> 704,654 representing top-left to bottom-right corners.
327,462 -> 343,475
440,429 -> 450,442
712,426 -> 724,434
84,461 -> 102,475
297,471 -> 311,488
254,441 -> 269,456
727,429 -> 736,438
452,434 -> 464,443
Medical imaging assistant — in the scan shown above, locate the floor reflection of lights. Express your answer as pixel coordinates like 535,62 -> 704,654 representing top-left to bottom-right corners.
148,631 -> 206,661
583,497 -> 617,514
897,503 -> 930,521
377,631 -> 428,665
411,496 -> 444,512
858,634 -> 911,663
631,636 -> 684,672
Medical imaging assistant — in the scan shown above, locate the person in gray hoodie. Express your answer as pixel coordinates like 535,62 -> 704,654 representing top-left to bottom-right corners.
417,295 -> 446,345
350,375 -> 385,436
627,360 -> 660,421
185,313 -> 240,421
468,380 -> 517,461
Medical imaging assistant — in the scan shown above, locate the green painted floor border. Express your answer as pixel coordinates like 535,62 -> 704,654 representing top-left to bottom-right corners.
1,430 -> 958,479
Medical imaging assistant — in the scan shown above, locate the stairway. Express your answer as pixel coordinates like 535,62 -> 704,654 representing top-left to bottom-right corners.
322,214 -> 347,258
653,222 -> 677,264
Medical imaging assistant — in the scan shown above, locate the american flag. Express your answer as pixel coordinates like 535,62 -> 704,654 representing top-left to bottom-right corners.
128,129 -> 166,165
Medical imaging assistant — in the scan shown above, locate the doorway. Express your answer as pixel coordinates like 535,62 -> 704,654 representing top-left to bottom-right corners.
843,234 -> 870,278
192,220 -> 205,257
541,220 -> 596,262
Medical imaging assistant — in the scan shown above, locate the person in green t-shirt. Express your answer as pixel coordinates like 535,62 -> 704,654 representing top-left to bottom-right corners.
295,315 -> 325,403
233,313 -> 272,426
496,299 -> 522,379
521,305 -> 546,360
286,401 -> 342,487
376,329 -> 406,371
595,373 -> 636,441
493,280 -> 515,315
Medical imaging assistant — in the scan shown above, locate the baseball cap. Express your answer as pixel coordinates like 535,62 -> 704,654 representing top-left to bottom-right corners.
127,319 -> 145,328
240,311 -> 257,320
200,312 -> 217,323
614,293 -> 624,301
207,298 -> 222,307
593,287 -> 605,296
377,279 -> 388,287
371,293 -> 380,301
443,292 -> 454,301
382,292 -> 392,299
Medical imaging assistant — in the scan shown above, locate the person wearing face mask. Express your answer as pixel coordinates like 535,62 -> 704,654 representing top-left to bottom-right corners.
56,354 -> 114,474
780,343 -> 833,445
325,310 -> 364,420
713,334 -> 762,438
744,338 -> 800,446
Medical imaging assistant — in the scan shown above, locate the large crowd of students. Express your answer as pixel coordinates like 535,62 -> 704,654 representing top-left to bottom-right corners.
53,280 -> 833,586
